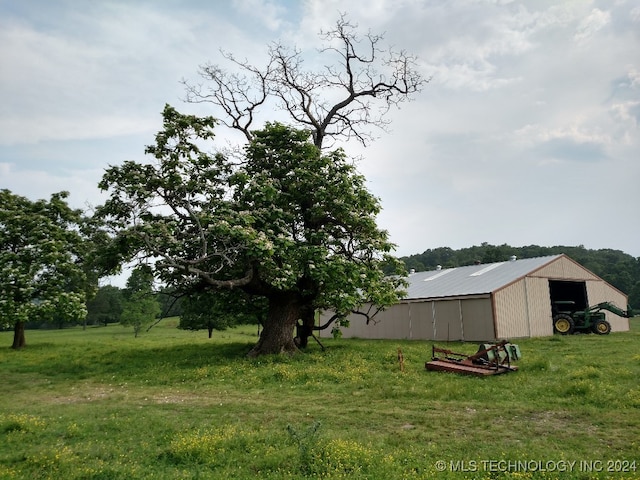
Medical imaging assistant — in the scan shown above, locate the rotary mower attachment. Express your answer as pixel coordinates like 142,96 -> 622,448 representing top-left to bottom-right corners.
425,340 -> 521,376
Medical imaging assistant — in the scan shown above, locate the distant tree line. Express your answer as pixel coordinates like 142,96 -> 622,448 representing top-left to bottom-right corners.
398,243 -> 640,309
84,280 -> 261,338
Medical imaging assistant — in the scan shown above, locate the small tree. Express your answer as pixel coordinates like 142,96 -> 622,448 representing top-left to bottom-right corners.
97,107 -> 405,355
120,266 -> 160,337
0,190 -> 90,348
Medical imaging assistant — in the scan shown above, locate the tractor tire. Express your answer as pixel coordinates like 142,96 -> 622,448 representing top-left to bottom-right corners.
553,314 -> 575,335
591,319 -> 611,335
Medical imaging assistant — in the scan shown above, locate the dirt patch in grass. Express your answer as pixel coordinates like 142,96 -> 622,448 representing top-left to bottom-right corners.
46,383 -> 127,404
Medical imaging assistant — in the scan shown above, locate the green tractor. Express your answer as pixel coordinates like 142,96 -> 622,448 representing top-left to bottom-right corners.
552,301 -> 634,335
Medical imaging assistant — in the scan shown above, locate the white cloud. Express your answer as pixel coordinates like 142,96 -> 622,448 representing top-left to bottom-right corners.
232,0 -> 288,31
0,162 -> 107,210
610,101 -> 640,129
515,124 -> 612,147
574,8 -> 611,44
0,2 -> 265,146
627,67 -> 640,87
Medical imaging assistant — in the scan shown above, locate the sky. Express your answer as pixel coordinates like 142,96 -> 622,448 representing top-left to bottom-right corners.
2,0 -> 639,276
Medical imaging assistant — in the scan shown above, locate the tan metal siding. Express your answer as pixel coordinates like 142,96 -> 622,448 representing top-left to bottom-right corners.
494,280 -> 530,339
460,298 -> 495,341
374,303 -> 412,338
586,280 -> 630,332
433,300 -> 463,341
322,303 -> 414,339
533,256 -> 599,280
407,301 -> 435,340
525,277 -> 555,336
318,308 -> 365,338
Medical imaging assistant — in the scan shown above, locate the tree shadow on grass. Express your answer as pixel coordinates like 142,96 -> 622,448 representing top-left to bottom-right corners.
9,328 -> 353,386
5,342 -> 57,351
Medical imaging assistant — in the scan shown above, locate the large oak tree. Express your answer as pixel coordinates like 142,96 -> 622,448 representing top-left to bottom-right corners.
182,15 -> 425,344
97,106 -> 405,356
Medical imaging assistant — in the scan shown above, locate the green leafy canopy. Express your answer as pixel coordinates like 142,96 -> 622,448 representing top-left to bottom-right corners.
0,190 -> 90,330
96,105 -> 406,334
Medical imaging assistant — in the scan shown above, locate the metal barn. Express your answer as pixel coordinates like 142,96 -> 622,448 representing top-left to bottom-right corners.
321,254 -> 629,342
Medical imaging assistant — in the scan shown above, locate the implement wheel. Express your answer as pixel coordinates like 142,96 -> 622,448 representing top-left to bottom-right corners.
591,319 -> 611,335
553,314 -> 575,335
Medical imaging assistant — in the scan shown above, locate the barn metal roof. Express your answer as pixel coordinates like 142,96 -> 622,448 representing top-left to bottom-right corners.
405,254 -> 563,300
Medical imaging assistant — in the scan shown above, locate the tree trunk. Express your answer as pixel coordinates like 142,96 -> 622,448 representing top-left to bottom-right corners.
208,324 -> 213,339
12,321 -> 26,349
295,303 -> 316,348
247,293 -> 301,357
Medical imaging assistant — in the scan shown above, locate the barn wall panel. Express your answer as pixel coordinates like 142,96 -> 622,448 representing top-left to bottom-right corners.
370,303 -> 411,338
408,301 -> 435,340
460,298 -> 495,341
433,300 -> 463,341
494,280 -> 530,339
319,305 -> 410,339
525,277 -> 554,336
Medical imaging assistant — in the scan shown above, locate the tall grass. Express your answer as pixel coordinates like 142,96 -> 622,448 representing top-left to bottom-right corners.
1,318 -> 639,479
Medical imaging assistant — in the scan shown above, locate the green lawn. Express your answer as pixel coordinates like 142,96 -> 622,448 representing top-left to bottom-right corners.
1,318 -> 639,479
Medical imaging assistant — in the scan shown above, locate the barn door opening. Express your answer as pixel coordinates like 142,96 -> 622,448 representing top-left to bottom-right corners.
548,280 -> 588,316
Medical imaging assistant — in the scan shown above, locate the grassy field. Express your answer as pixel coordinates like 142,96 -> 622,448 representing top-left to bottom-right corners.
1,318 -> 639,479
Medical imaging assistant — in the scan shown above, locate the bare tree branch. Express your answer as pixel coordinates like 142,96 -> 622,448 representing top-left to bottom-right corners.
182,51 -> 277,142
182,13 -> 428,150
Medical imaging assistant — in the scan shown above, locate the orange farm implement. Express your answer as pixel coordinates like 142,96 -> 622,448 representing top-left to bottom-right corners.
425,340 -> 521,376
